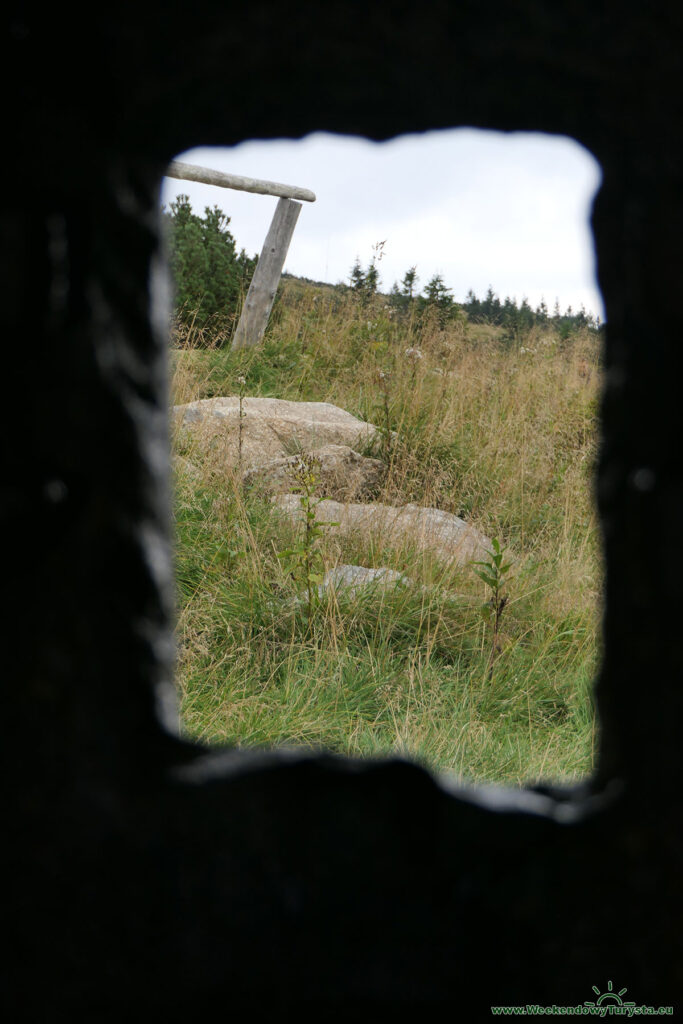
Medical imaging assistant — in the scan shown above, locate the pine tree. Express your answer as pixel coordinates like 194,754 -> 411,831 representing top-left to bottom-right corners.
364,261 -> 379,296
464,288 -> 482,321
349,249 -> 380,304
519,297 -> 534,330
349,257 -> 366,292
482,286 -> 502,323
401,266 -> 419,299
502,296 -> 519,334
424,274 -> 452,305
422,274 -> 455,325
162,195 -> 256,337
388,280 -> 405,313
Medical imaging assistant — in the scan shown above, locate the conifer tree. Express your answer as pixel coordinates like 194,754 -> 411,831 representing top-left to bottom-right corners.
364,261 -> 379,296
162,195 -> 256,337
422,274 -> 455,325
349,247 -> 381,304
423,273 -> 452,305
401,266 -> 419,299
349,257 -> 366,292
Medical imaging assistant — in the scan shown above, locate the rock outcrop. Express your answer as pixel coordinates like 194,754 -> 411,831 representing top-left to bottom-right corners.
316,564 -> 410,599
242,443 -> 385,500
173,396 -> 380,470
175,395 -> 489,568
274,495 -> 491,566
314,563 -> 475,604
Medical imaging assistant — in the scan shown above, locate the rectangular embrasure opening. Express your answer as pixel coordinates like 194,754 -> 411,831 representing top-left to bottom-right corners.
161,128 -> 604,786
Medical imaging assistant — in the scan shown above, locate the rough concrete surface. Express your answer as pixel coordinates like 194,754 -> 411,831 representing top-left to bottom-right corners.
5,2 -> 683,1017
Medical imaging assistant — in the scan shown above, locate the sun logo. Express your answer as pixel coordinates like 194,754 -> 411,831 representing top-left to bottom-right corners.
584,980 -> 636,1007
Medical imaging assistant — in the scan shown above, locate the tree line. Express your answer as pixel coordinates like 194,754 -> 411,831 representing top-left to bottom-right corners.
348,253 -> 601,337
162,198 -> 601,345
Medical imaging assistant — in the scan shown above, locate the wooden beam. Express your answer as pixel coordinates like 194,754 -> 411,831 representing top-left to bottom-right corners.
231,198 -> 302,350
167,161 -> 316,203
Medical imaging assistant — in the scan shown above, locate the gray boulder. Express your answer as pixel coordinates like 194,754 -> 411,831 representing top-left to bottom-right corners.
242,443 -> 385,501
316,564 -> 409,599
274,495 -> 491,567
173,396 -> 380,470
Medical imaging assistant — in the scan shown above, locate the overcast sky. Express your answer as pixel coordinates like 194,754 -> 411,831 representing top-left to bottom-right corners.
160,129 -> 605,321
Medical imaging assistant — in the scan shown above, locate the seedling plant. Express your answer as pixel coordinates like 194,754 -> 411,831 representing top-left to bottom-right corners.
278,454 -> 337,629
472,538 -> 512,678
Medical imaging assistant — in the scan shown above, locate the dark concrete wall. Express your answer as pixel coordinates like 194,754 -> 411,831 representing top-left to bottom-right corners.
4,3 -> 682,1016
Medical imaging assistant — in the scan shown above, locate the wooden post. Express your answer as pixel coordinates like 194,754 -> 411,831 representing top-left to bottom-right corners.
231,197 -> 302,350
167,161 -> 316,203
165,160 -> 315,351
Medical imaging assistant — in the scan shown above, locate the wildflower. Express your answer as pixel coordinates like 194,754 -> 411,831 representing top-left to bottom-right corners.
404,347 -> 424,361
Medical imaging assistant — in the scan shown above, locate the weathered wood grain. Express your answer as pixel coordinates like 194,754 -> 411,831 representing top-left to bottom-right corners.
231,198 -> 302,350
167,160 -> 316,202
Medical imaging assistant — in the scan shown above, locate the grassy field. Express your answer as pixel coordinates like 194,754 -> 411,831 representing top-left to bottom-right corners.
170,281 -> 602,785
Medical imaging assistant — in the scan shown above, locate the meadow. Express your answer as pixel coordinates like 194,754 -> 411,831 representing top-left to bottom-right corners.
170,280 -> 602,785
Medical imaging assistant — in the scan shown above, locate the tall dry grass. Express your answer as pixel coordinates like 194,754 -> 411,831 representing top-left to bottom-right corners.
170,281 -> 601,785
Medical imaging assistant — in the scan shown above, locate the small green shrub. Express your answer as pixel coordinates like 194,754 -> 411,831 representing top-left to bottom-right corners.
472,538 -> 512,677
277,455 -> 338,628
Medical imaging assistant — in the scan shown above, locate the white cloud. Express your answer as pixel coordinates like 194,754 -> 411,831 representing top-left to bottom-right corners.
160,128 -> 604,319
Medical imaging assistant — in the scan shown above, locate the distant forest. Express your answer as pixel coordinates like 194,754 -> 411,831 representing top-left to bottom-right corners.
295,255 -> 603,340
162,198 -> 602,343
